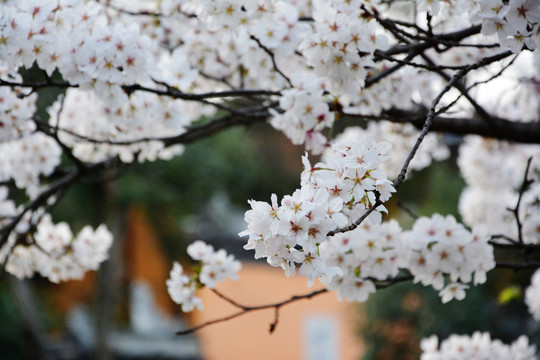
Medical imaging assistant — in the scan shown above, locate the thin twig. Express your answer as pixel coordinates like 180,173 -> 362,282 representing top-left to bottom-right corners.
510,157 -> 534,244
176,288 -> 327,335
328,51 -> 512,237
249,35 -> 293,87
397,202 -> 418,220
211,288 -> 245,310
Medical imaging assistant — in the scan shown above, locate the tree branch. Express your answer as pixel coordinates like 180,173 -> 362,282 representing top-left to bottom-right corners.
509,157 -> 534,244
249,35 -> 293,87
176,288 -> 328,335
328,51 -> 513,236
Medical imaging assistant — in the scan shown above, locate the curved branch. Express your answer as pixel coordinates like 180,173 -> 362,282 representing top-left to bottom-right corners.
176,288 -> 328,336
359,110 -> 540,144
249,35 -> 293,87
177,273 -> 415,336
0,78 -> 281,101
329,51 -> 514,237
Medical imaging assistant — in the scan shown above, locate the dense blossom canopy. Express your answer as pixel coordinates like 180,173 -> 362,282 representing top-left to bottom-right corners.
1,0 -> 540,356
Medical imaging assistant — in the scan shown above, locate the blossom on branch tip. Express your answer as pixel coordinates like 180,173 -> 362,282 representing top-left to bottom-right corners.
241,134 -> 395,288
1,214 -> 113,283
167,240 -> 241,312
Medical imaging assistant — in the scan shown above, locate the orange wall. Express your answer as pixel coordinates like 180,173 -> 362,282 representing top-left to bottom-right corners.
189,262 -> 364,360
124,206 -> 175,316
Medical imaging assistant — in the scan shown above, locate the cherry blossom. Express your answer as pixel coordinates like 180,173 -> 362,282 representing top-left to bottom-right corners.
420,332 -> 537,360
241,134 -> 394,285
166,240 -> 241,312
400,214 -> 495,302
0,0 -> 540,353
1,214 -> 113,283
320,220 -> 402,302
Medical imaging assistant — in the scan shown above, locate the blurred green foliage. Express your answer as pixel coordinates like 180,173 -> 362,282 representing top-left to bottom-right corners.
0,282 -> 23,358
50,123 -> 302,260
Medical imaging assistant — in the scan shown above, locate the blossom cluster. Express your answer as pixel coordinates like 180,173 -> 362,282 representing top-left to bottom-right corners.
167,240 -> 241,312
48,88 -> 190,164
401,214 -> 495,303
0,0 -> 152,88
475,0 -> 540,53
270,76 -> 334,154
0,0 -> 196,196
1,214 -> 113,283
241,135 -> 395,285
415,0 -> 466,15
320,220 -> 403,302
243,188 -> 498,304
343,62 -> 439,115
0,68 -> 63,194
0,131 -> 62,196
0,70 -> 37,142
331,123 -> 449,179
182,0 -> 309,54
178,0 -> 309,90
420,332 -> 537,360
300,0 -> 389,97
418,0 -> 540,52
458,136 -> 540,245
3,0 -> 533,169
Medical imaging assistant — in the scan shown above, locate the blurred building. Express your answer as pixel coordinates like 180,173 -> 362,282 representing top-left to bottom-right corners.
45,205 -> 364,360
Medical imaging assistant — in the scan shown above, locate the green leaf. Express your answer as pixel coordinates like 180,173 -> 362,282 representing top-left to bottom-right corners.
497,285 -> 522,305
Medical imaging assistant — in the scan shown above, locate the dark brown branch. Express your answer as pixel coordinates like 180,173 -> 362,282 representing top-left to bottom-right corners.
344,102 -> 540,144
465,54 -> 519,91
99,1 -> 163,17
367,24 -> 486,90
269,308 -> 279,334
0,78 -> 280,101
97,0 -> 197,18
0,171 -> 78,247
495,261 -> 540,271
433,54 -> 519,117
328,62 -> 468,236
422,51 -> 512,126
376,52 -> 483,72
0,156 -> 121,250
489,238 -> 540,251
0,78 -> 74,91
375,11 -> 497,50
177,273 -> 415,336
366,52 -> 417,88
510,157 -> 534,244
379,25 -> 482,56
373,274 -> 414,289
176,288 -> 328,335
162,114 -> 267,147
33,111 -> 268,148
211,288 -> 245,310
